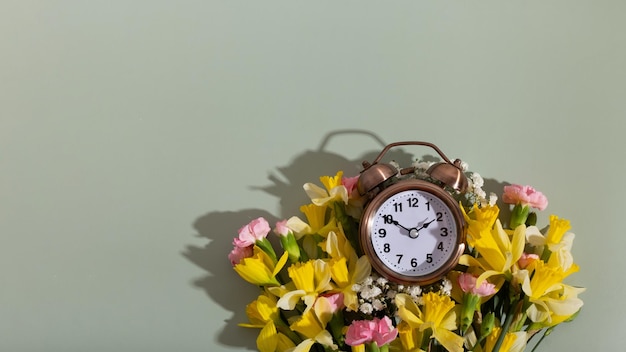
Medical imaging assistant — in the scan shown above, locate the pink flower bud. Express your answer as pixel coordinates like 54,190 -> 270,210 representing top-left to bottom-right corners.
342,175 -> 360,197
273,219 -> 291,237
320,292 -> 344,313
502,184 -> 548,211
458,273 -> 496,297
518,252 -> 540,269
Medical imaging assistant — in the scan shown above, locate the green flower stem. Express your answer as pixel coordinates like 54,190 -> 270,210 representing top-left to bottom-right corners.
365,342 -> 380,352
460,293 -> 481,334
331,201 -> 361,255
509,204 -> 529,229
275,318 -> 303,345
540,245 -> 552,262
328,311 -> 346,349
420,328 -> 433,351
530,327 -> 554,352
255,238 -> 277,262
492,299 -> 520,352
279,232 -> 301,263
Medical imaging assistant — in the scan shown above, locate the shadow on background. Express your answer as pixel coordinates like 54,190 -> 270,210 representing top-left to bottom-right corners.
182,130 -> 509,350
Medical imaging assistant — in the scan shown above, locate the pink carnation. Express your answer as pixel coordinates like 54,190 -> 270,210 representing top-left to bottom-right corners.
227,243 -> 253,265
345,316 -> 398,347
502,184 -> 548,211
233,217 -> 271,247
458,273 -> 497,297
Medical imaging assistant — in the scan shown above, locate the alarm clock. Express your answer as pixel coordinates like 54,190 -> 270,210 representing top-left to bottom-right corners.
357,141 -> 468,285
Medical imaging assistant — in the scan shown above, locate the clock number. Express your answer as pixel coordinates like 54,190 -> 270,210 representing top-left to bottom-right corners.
440,227 -> 448,237
411,258 -> 418,267
436,212 -> 443,221
384,243 -> 391,253
426,253 -> 433,263
396,254 -> 403,264
393,202 -> 403,212
383,214 -> 394,224
437,242 -> 444,251
407,197 -> 418,207
378,228 -> 387,238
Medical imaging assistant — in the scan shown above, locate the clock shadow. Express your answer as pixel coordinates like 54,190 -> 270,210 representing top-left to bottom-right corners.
182,129 -> 411,350
182,129 -> 512,350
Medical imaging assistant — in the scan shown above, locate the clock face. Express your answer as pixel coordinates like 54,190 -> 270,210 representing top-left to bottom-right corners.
360,181 -> 465,284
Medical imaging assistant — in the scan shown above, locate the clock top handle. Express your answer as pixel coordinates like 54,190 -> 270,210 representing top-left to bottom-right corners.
358,141 -> 468,195
370,141 -> 454,165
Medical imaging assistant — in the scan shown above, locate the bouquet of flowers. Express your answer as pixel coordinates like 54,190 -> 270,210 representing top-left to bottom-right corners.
227,158 -> 584,352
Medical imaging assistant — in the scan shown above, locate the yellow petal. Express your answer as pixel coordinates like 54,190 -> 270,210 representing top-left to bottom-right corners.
273,251 -> 289,277
433,327 -> 464,352
257,321 -> 277,352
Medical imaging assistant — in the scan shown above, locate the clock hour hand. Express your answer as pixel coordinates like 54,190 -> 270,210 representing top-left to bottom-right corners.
415,218 -> 436,232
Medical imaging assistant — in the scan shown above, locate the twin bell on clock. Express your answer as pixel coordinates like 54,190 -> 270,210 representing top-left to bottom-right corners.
356,141 -> 468,286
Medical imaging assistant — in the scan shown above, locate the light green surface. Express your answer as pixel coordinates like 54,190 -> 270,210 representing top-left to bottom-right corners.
2,1 -> 624,351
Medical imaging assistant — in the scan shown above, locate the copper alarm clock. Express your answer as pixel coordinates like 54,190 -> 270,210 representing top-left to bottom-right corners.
357,141 -> 468,285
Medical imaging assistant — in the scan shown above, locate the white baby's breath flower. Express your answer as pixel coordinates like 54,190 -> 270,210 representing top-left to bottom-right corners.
376,277 -> 388,286
406,286 -> 422,298
389,160 -> 401,174
470,173 -> 484,188
488,192 -> 498,206
440,278 -> 452,295
359,302 -> 373,315
386,290 -> 397,299
361,286 -> 382,300
352,283 -> 362,292
372,299 -> 386,311
362,276 -> 373,286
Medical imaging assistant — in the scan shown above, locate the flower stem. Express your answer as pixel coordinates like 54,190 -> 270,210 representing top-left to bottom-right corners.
492,299 -> 519,352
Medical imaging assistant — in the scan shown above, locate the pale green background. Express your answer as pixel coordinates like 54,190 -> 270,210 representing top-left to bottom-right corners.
2,1 -> 623,351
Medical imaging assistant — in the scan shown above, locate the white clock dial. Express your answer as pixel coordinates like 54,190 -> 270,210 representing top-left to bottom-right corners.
368,189 -> 459,278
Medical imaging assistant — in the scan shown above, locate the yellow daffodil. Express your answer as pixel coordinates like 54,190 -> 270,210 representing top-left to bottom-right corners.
289,296 -> 337,352
320,229 -> 371,311
253,321 -> 298,352
526,215 -> 576,271
303,171 -> 349,206
239,292 -> 280,328
239,292 -> 299,352
461,204 -> 500,248
286,203 -> 332,237
395,292 -> 464,352
477,328 -> 526,352
234,247 -> 288,286
459,219 -> 525,285
394,321 -> 424,352
327,255 -> 371,311
321,228 -> 356,261
519,260 -> 584,326
544,215 -> 571,246
277,259 -> 333,310
286,203 -> 338,259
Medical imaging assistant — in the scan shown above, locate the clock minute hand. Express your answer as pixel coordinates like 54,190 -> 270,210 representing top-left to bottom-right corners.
391,220 -> 411,232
